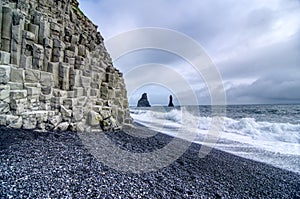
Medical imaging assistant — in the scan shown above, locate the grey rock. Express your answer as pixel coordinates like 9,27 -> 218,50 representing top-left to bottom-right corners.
25,69 -> 41,83
40,71 -> 54,87
10,90 -> 27,99
0,85 -> 10,100
73,106 -> 83,122
10,98 -> 27,114
55,122 -> 69,131
0,51 -> 10,64
47,62 -> 59,87
0,101 -> 10,113
81,76 -> 91,88
43,38 -> 53,49
60,105 -> 72,117
0,115 -> 6,125
38,21 -> 50,44
10,66 -> 24,83
87,110 -> 102,126
59,62 -> 70,90
168,95 -> 174,107
0,65 -> 11,84
11,23 -> 23,65
20,55 -> 32,68
137,93 -> 151,107
32,43 -> 44,69
1,6 -> 12,51
6,115 -> 22,128
0,0 -> 132,131
22,116 -> 37,129
22,30 -> 35,41
76,121 -> 85,132
26,87 -> 41,97
9,82 -> 24,90
48,114 -> 62,127
28,23 -> 39,42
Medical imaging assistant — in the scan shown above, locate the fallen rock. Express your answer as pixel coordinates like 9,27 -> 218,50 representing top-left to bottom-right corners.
55,122 -> 69,131
87,110 -> 102,126
6,115 -> 22,128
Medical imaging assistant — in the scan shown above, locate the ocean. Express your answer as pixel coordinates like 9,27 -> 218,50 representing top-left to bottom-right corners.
130,104 -> 300,174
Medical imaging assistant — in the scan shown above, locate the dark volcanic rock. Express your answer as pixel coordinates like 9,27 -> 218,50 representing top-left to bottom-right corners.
0,125 -> 300,198
137,93 -> 151,107
168,95 -> 174,107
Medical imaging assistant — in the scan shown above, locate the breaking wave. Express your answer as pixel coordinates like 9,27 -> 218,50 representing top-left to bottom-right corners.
130,106 -> 300,173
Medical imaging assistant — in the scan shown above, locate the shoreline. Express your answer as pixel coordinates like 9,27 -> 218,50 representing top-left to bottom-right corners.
0,125 -> 299,198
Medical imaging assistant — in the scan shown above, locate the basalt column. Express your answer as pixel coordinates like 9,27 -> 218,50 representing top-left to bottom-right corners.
0,0 -> 132,132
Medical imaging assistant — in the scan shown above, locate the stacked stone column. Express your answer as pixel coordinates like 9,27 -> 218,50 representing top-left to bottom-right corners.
0,0 -> 132,132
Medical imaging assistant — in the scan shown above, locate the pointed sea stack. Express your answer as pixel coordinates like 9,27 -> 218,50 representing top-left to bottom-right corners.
168,95 -> 174,107
137,93 -> 151,107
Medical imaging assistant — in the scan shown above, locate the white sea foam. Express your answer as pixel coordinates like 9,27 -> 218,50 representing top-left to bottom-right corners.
130,107 -> 300,173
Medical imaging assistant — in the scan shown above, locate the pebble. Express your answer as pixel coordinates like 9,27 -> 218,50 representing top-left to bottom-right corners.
0,126 -> 300,198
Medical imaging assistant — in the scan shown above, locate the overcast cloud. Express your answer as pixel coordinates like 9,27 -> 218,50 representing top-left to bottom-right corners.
78,0 -> 300,105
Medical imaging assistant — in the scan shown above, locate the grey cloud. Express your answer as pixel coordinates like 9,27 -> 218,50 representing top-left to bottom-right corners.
219,32 -> 300,80
78,0 -> 300,104
227,76 -> 300,104
114,49 -> 184,72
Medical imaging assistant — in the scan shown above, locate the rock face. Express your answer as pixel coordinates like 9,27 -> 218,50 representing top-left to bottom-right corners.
0,0 -> 131,132
137,93 -> 151,107
168,95 -> 174,107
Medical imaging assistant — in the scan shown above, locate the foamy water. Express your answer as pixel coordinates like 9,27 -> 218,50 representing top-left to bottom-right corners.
130,105 -> 300,174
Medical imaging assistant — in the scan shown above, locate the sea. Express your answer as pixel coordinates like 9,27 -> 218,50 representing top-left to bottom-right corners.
130,104 -> 300,174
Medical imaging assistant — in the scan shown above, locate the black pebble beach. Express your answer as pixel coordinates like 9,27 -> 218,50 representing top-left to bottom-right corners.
0,125 -> 300,198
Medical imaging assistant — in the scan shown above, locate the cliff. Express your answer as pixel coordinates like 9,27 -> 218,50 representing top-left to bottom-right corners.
0,0 -> 131,132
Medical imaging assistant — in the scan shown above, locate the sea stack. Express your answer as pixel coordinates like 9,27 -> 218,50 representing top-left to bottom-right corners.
137,93 -> 151,107
168,95 -> 174,107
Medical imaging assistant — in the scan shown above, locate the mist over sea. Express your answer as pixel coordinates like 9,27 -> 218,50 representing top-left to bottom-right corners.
130,104 -> 300,174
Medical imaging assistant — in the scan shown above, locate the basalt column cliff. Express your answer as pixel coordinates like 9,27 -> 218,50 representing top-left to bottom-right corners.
0,0 -> 131,131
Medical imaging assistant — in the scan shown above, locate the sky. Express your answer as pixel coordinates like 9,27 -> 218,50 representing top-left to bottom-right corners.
78,0 -> 300,105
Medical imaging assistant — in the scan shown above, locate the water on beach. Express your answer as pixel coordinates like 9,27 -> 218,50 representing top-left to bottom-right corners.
130,104 -> 300,174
